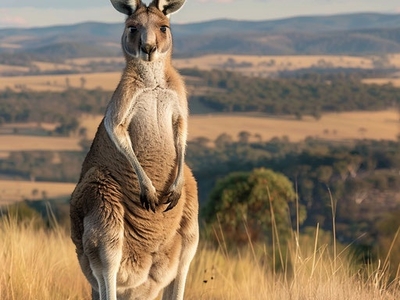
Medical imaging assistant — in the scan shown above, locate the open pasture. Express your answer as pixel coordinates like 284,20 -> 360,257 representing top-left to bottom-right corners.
79,110 -> 400,144
174,54 -> 375,73
189,110 -> 399,142
0,71 -> 122,91
0,180 -> 76,205
1,110 -> 398,155
63,53 -> 400,73
66,56 -> 124,66
31,61 -> 78,72
0,64 -> 30,74
362,78 -> 400,87
0,135 -> 81,152
2,53 -> 400,91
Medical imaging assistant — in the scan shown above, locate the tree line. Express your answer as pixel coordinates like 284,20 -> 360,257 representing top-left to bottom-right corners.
181,69 -> 400,118
2,135 -> 399,246
3,69 -> 400,133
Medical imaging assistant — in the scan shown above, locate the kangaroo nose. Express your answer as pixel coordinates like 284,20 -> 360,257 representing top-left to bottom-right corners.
141,44 -> 156,54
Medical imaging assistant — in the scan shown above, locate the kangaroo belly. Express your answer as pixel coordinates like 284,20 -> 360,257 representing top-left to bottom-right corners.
128,88 -> 178,186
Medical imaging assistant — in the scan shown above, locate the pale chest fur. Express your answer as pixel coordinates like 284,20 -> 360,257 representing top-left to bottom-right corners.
128,87 -> 178,155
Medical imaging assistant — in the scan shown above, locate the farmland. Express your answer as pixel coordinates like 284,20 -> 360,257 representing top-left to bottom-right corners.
79,110 -> 400,144
1,53 -> 400,207
0,71 -> 122,92
0,180 -> 76,205
2,109 -> 396,155
1,53 -> 400,91
0,135 -> 81,152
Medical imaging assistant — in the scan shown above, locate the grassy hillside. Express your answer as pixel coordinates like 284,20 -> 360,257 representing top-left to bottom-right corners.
0,216 -> 399,300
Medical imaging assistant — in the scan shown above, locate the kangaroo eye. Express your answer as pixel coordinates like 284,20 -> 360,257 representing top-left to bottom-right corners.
128,26 -> 137,33
160,26 -> 168,33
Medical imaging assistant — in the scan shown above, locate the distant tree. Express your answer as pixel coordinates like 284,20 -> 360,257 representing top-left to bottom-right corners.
78,127 -> 88,138
312,108 -> 322,120
80,76 -> 87,89
191,136 -> 210,148
295,111 -> 303,120
238,131 -> 251,144
79,138 -> 92,153
214,133 -> 233,148
202,168 -> 298,246
54,117 -> 79,136
32,189 -> 38,197
254,133 -> 262,143
316,165 -> 333,183
65,77 -> 70,88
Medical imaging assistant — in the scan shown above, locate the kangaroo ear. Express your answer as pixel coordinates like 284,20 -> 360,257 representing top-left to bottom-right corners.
110,0 -> 142,15
151,0 -> 186,17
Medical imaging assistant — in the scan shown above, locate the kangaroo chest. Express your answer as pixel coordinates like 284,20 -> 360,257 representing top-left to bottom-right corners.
128,87 -> 178,152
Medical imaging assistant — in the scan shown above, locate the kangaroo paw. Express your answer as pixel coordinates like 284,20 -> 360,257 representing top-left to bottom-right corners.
140,186 -> 158,213
163,187 -> 181,212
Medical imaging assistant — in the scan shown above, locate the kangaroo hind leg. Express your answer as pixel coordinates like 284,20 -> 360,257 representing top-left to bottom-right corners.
84,210 -> 123,300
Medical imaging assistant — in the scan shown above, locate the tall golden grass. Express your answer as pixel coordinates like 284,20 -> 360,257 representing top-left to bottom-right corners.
1,215 -> 399,300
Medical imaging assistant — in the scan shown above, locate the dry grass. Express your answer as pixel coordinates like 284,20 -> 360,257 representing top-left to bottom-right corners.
363,78 -> 400,87
0,180 -> 76,205
78,110 -> 400,144
0,217 -> 399,300
31,61 -> 77,72
188,110 -> 400,143
174,54 -> 376,75
5,110 -> 393,155
2,53 -> 400,90
0,217 -> 90,300
1,110 -> 397,157
0,135 -> 81,152
0,64 -> 29,73
78,114 -> 104,139
65,57 -> 124,66
0,72 -> 122,91
65,54 -> 379,73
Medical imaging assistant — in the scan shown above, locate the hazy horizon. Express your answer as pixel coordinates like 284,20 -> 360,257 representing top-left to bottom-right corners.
0,0 -> 400,29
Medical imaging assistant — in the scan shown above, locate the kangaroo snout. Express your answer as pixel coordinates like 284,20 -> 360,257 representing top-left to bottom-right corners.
141,43 -> 156,54
140,43 -> 157,61
142,44 -> 157,54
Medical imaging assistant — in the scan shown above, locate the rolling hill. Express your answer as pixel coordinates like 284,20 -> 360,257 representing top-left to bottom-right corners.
1,13 -> 400,60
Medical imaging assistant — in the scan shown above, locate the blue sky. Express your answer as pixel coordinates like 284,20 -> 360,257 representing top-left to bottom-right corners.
0,0 -> 400,28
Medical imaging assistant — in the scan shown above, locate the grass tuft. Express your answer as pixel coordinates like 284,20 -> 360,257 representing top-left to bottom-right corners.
0,214 -> 399,299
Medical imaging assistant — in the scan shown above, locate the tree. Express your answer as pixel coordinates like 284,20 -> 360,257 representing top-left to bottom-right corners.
214,133 -> 233,148
238,131 -> 251,144
376,210 -> 400,279
202,168 -> 298,246
80,76 -> 87,89
65,77 -> 71,88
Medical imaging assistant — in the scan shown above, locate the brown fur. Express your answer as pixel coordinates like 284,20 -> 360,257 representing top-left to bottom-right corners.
70,1 -> 198,299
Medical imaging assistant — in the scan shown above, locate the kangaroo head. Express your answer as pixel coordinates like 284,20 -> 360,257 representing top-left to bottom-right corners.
111,0 -> 185,62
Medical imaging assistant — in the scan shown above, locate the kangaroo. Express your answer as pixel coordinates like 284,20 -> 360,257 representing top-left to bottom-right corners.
70,1 -> 199,299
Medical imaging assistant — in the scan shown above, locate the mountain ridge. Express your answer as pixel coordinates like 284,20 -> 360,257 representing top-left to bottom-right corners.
1,13 -> 400,59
